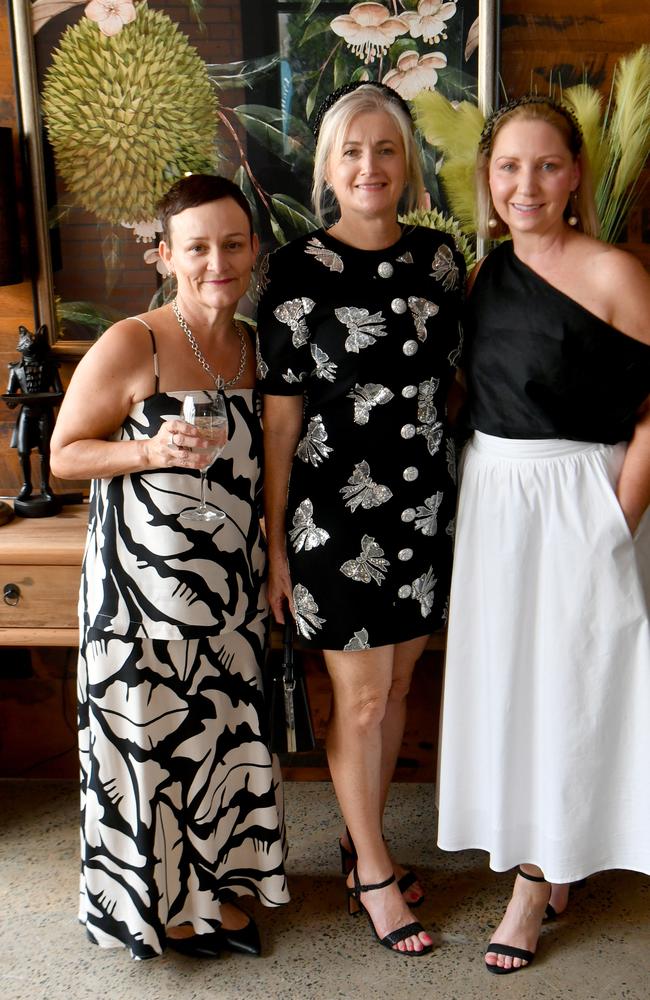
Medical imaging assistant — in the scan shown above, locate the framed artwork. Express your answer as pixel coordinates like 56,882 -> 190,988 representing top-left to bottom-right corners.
11,1 -> 499,355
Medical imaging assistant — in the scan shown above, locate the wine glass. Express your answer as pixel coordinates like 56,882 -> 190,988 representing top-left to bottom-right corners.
178,391 -> 228,524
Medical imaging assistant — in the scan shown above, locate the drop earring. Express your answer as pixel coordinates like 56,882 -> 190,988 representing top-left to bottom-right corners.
567,191 -> 579,227
488,218 -> 498,229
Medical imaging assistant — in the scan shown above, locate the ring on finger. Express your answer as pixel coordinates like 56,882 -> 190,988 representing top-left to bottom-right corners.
169,432 -> 176,448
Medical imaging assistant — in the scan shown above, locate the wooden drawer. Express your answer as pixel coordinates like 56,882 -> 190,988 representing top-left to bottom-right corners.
0,564 -> 80,628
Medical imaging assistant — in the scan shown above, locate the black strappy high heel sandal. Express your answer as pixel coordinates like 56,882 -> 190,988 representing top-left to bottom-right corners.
485,867 -> 550,976
346,866 -> 433,957
339,828 -> 425,906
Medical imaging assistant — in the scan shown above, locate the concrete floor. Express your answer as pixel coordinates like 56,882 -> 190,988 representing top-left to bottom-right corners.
1,779 -> 648,1000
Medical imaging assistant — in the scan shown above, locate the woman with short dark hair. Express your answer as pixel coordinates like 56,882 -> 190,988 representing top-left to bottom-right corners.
51,174 -> 288,960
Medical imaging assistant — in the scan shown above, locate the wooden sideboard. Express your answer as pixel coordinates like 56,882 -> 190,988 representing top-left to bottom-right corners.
0,503 -> 87,646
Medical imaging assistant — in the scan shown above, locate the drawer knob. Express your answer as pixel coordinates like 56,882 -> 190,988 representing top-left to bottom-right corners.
3,583 -> 20,606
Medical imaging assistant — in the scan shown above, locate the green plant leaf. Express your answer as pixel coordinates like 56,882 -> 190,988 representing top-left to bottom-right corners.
232,165 -> 262,234
207,54 -> 280,90
270,194 -> 318,241
302,0 -> 323,20
300,18 -> 331,46
334,49 -> 347,90
269,212 -> 287,245
232,105 -> 314,164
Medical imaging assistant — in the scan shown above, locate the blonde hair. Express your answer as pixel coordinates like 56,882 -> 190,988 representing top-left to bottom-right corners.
312,85 -> 424,224
476,99 -> 599,239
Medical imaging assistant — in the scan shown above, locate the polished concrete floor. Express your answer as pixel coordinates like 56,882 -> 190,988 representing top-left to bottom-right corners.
1,779 -> 648,1000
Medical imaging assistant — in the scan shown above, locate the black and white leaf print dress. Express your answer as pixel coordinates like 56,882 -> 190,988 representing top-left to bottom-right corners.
258,226 -> 464,649
78,387 -> 288,959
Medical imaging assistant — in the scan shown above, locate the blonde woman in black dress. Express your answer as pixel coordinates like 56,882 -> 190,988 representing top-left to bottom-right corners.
258,83 -> 464,955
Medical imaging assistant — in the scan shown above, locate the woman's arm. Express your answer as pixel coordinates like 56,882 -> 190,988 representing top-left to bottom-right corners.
617,396 -> 650,535
50,321 -> 201,480
263,394 -> 303,623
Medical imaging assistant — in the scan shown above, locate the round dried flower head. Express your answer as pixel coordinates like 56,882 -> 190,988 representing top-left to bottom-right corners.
42,4 -> 219,225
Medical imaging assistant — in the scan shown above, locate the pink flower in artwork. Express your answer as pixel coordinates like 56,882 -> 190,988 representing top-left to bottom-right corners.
84,0 -> 136,37
383,50 -> 447,99
330,3 -> 408,64
121,219 -> 162,244
401,1 -> 457,45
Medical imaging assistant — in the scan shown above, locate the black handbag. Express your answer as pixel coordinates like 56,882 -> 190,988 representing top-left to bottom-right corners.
267,622 -> 316,753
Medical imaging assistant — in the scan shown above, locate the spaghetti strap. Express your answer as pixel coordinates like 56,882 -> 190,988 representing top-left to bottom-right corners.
129,315 -> 159,392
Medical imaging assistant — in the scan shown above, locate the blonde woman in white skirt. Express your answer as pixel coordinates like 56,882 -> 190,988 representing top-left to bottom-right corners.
436,96 -> 650,976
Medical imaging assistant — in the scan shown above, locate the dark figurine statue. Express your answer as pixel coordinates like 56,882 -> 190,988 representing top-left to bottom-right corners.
4,324 -> 64,517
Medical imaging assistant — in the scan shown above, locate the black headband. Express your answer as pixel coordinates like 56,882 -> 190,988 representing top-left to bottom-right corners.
479,95 -> 583,155
311,82 -> 414,143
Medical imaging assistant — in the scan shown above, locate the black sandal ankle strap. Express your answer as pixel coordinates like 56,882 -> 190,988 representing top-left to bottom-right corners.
517,866 -> 547,883
352,868 -> 396,895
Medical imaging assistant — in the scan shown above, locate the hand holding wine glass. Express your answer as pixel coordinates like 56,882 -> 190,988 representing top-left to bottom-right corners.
179,391 -> 228,524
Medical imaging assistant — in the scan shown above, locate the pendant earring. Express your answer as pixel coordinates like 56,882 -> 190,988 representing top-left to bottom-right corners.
567,191 -> 579,227
488,218 -> 497,229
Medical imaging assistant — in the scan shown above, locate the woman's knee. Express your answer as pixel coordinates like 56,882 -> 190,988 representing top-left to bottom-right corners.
334,684 -> 389,731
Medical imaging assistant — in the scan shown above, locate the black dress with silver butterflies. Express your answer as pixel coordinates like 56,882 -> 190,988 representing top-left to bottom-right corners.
257,225 -> 464,650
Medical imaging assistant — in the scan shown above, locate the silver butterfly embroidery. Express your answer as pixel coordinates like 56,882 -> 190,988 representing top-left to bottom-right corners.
274,297 -> 315,347
430,243 -> 460,292
344,628 -> 370,651
448,322 -> 464,367
335,306 -> 387,353
396,251 -> 414,264
255,252 -> 271,297
445,516 -> 456,539
445,438 -> 457,484
255,334 -> 269,379
289,499 -> 330,553
311,343 -> 338,382
340,460 -> 393,513
411,567 -> 437,618
413,492 -> 443,536
408,297 -> 439,342
341,535 -> 390,585
293,584 -> 326,639
283,368 -> 306,384
347,382 -> 394,425
296,414 -> 333,466
416,378 -> 443,455
441,595 -> 450,625
305,236 -> 344,273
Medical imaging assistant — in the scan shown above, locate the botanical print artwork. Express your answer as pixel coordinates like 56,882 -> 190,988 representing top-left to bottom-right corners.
293,583 -> 326,638
289,499 -> 331,553
340,534 -> 390,585
340,460 -> 393,512
274,298 -> 316,348
335,306 -> 388,353
305,237 -> 344,272
347,382 -> 395,425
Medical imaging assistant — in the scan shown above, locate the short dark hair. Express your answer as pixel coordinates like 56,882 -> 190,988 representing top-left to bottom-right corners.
158,173 -> 254,243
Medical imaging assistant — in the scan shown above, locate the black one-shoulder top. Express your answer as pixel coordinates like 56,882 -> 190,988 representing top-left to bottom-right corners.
463,241 -> 650,443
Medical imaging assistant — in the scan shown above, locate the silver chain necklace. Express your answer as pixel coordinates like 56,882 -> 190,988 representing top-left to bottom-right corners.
173,298 -> 247,390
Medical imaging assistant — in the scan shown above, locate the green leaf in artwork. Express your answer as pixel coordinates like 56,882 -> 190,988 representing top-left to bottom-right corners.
232,165 -> 262,234
269,212 -> 287,245
302,0 -> 323,21
334,49 -> 347,90
207,54 -> 280,90
350,66 -> 373,83
270,194 -> 318,242
306,80 -> 320,121
232,105 -> 314,165
389,38 -> 421,62
300,18 -> 331,46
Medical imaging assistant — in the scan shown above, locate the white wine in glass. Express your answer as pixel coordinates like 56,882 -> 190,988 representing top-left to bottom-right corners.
178,392 -> 228,524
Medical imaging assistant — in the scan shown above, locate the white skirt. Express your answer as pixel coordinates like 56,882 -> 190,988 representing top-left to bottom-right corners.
437,433 -> 650,883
